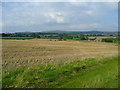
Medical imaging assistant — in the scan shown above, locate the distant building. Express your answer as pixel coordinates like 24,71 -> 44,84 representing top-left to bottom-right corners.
94,38 -> 102,42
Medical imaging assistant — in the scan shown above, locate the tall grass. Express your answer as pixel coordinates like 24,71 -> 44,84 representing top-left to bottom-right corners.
3,56 -> 118,88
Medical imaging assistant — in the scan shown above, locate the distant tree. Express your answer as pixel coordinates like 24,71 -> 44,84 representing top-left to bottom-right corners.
80,35 -> 86,40
58,37 -> 63,41
31,33 -> 37,38
37,36 -> 41,38
2,33 -> 8,37
76,35 -> 79,38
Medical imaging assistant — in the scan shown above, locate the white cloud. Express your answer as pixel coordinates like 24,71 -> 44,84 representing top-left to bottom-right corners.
44,12 -> 65,23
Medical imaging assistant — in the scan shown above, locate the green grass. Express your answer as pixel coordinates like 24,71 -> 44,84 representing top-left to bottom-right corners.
3,56 -> 118,88
0,37 -> 34,39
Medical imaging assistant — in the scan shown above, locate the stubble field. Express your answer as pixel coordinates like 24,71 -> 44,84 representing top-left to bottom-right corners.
2,39 -> 118,88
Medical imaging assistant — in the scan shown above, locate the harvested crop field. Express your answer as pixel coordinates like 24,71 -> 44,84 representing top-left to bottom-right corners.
2,39 -> 118,69
88,36 -> 117,39
2,39 -> 118,88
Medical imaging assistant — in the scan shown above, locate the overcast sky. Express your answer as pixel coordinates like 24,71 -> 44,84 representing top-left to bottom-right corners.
1,2 -> 118,33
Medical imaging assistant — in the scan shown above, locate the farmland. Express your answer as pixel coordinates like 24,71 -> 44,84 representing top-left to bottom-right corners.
0,37 -> 34,39
88,36 -> 117,39
2,39 -> 118,88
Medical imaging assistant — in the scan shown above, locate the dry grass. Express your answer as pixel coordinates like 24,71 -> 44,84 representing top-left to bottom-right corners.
2,39 -> 118,70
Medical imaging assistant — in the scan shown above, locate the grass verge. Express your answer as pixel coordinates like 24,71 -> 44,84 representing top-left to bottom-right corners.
2,56 -> 118,88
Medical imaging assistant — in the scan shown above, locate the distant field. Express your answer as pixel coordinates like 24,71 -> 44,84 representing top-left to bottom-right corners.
0,37 -> 33,39
2,39 -> 118,88
88,36 -> 117,39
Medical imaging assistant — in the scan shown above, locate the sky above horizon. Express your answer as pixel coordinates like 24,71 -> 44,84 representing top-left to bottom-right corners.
1,2 -> 118,33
